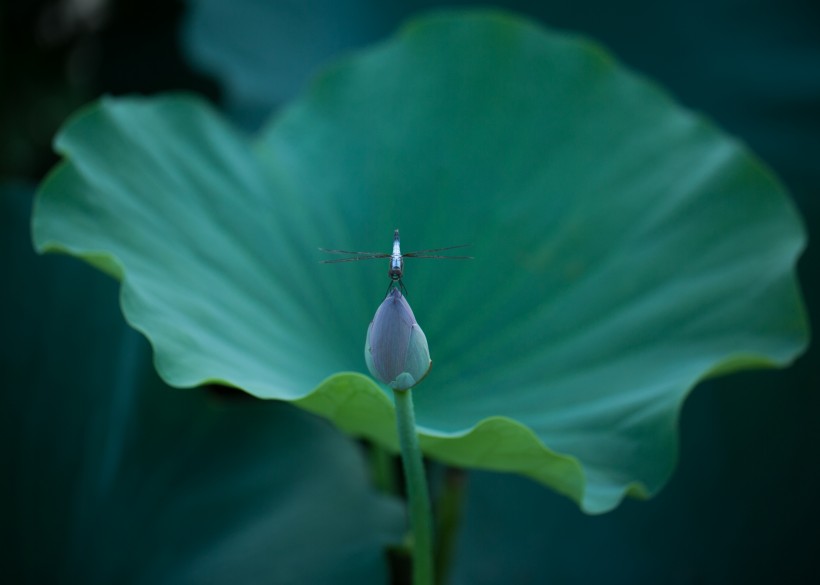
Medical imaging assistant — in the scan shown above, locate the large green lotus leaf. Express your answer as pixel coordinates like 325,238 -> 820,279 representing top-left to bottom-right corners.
3,186 -> 403,583
33,11 -> 808,513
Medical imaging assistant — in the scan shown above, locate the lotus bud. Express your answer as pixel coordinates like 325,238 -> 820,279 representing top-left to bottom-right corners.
365,287 -> 432,391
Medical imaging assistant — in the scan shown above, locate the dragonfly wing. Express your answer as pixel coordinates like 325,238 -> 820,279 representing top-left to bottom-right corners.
403,254 -> 473,259
403,243 -> 471,256
320,257 -> 383,264
319,249 -> 390,263
319,247 -> 389,256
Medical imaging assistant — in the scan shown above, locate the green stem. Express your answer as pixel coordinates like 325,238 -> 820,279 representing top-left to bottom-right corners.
393,388 -> 434,585
434,467 -> 467,584
369,442 -> 398,495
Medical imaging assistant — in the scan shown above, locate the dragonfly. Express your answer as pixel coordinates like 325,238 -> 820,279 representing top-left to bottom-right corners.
320,229 -> 471,296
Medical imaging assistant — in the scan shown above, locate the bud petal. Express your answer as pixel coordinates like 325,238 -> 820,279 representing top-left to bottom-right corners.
365,288 -> 432,391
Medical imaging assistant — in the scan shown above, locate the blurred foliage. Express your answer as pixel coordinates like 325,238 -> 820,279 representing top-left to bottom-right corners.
0,0 -> 217,178
1,184 -> 405,583
3,0 -> 819,583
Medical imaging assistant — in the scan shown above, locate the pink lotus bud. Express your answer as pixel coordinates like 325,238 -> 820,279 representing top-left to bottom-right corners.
365,288 -> 432,391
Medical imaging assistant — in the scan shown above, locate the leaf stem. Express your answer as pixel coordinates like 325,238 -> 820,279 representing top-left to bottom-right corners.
393,388 -> 434,585
434,467 -> 467,584
369,441 -> 398,494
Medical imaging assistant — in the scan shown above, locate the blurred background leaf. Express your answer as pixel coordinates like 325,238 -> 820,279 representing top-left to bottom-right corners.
0,184 -> 404,584
182,0 -> 387,129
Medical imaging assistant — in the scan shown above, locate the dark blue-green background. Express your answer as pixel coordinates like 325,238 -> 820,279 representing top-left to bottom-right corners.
3,1 -> 817,582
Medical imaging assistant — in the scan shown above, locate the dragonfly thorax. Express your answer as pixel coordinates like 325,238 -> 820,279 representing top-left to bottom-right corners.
389,229 -> 403,280
389,255 -> 404,280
